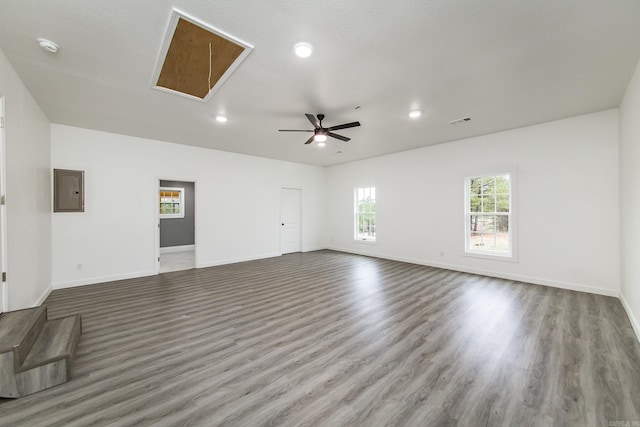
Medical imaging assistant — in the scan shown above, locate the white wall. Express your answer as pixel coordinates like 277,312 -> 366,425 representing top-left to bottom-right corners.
0,49 -> 52,310
326,110 -> 620,296
620,58 -> 640,337
51,125 -> 326,288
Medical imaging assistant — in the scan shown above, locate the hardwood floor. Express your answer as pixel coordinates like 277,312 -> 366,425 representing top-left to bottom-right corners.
1,250 -> 639,426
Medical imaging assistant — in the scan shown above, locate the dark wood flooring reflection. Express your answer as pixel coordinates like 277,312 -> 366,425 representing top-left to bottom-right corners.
1,250 -> 639,426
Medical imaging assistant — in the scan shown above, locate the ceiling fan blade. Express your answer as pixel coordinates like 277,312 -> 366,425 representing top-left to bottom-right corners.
279,129 -> 313,132
328,132 -> 350,142
304,135 -> 315,145
327,121 -> 360,132
305,113 -> 320,128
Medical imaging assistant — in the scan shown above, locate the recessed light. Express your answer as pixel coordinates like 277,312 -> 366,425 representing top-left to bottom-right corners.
294,42 -> 313,58
37,38 -> 59,53
215,115 -> 228,123
409,110 -> 422,119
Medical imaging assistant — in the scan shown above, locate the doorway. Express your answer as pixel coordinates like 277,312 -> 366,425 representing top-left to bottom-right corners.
280,188 -> 301,254
0,97 -> 6,312
157,180 -> 196,273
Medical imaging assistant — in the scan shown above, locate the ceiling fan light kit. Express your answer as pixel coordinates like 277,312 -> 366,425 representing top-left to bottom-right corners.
279,113 -> 361,145
314,133 -> 328,142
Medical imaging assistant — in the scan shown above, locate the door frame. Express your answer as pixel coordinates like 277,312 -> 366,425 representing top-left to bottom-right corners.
0,96 -> 7,312
155,177 -> 198,274
280,187 -> 302,255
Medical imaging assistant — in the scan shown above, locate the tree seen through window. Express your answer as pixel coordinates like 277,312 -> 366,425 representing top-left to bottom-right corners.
355,187 -> 376,241
467,175 -> 510,254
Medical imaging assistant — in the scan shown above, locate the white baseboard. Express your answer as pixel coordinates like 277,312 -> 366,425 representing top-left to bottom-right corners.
52,270 -> 156,290
327,245 -> 619,298
197,252 -> 281,269
160,244 -> 195,254
302,245 -> 327,253
620,293 -> 640,343
54,251 -> 282,289
35,284 -> 53,307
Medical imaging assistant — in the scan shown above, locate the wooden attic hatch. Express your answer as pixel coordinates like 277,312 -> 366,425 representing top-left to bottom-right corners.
152,9 -> 253,102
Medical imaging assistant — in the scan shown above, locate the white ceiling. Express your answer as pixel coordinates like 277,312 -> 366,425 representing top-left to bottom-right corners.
1,0 -> 640,167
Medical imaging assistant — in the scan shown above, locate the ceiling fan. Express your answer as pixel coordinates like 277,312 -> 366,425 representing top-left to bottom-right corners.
279,114 -> 361,145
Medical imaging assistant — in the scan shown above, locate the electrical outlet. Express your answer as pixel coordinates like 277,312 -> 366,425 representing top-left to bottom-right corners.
76,264 -> 83,271
439,251 -> 444,257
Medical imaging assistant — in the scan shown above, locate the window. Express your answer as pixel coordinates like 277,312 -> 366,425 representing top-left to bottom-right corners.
355,187 -> 376,241
159,187 -> 185,219
465,174 -> 514,258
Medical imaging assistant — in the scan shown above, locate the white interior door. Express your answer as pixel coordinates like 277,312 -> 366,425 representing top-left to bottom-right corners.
280,188 -> 301,254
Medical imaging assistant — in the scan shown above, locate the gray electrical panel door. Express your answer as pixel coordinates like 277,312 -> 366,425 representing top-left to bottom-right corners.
54,169 -> 84,212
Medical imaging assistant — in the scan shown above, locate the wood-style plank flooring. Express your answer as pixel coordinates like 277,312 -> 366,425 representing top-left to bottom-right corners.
1,250 -> 639,426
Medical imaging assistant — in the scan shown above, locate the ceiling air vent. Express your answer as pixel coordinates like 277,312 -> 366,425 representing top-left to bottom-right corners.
151,9 -> 253,102
449,117 -> 471,125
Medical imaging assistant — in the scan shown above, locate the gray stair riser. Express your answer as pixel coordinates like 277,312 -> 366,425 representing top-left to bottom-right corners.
0,352 -> 19,397
15,359 -> 70,397
13,307 -> 47,370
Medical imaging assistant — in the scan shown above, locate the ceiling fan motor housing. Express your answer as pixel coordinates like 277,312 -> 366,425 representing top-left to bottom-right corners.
278,113 -> 361,144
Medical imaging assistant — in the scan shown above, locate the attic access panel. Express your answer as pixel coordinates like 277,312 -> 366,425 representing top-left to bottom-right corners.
152,9 -> 253,102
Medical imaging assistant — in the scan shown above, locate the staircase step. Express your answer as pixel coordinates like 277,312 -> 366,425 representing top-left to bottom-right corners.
1,308 -> 83,398
0,306 -> 47,368
20,315 -> 82,374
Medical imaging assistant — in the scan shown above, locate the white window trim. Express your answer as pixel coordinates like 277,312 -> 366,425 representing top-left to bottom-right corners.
463,169 -> 518,262
354,186 -> 377,243
159,186 -> 185,219
353,238 -> 378,245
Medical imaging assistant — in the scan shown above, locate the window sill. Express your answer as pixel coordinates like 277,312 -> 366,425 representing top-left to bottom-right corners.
160,214 -> 185,219
353,239 -> 377,245
463,250 -> 518,263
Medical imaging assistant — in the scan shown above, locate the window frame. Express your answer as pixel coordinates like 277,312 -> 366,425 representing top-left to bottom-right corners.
463,170 -> 518,262
354,186 -> 377,243
159,186 -> 185,219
